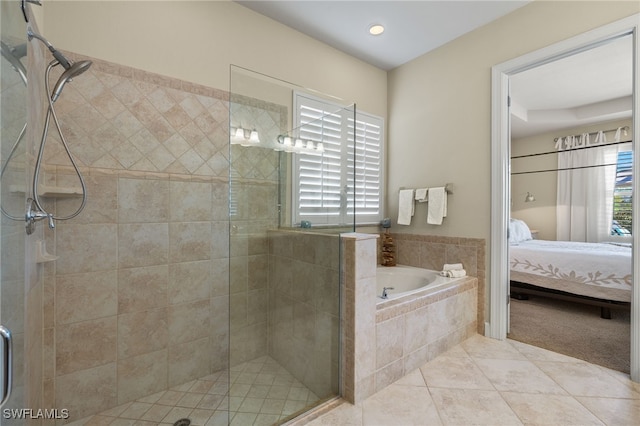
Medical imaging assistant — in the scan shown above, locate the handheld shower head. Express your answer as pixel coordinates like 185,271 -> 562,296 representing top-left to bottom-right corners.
0,41 -> 27,85
27,28 -> 72,69
51,60 -> 92,102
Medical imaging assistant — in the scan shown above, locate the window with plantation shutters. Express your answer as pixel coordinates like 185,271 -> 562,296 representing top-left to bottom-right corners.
293,92 -> 384,226
611,150 -> 632,236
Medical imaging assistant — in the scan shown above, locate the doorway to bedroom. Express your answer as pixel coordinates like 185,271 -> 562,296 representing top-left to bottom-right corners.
489,13 -> 640,383
507,34 -> 633,374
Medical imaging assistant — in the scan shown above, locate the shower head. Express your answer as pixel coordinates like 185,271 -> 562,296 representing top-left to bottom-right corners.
27,28 -> 72,69
0,41 -> 27,85
51,60 -> 92,102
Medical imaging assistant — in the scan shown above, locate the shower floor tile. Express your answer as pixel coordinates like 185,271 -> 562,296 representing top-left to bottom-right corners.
72,356 -> 322,426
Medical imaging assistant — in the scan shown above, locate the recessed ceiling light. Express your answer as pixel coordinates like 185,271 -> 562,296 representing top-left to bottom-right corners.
369,24 -> 385,36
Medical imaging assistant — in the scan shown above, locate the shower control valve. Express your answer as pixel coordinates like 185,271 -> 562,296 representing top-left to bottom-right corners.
25,198 -> 54,235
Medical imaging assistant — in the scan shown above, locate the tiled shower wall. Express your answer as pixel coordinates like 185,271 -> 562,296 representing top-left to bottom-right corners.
268,230 -> 341,399
39,53 -> 234,421
228,97 -> 285,368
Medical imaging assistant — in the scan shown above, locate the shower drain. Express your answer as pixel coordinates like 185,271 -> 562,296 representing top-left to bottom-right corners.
173,419 -> 191,426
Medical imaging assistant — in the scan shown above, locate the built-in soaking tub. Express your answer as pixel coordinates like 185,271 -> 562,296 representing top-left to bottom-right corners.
376,264 -> 465,304
369,262 -> 478,398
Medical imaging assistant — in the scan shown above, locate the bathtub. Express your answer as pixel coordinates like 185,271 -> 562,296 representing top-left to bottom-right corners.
376,264 -> 462,303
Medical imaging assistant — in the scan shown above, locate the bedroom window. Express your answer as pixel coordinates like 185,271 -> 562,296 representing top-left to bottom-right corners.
292,92 -> 384,226
611,150 -> 632,236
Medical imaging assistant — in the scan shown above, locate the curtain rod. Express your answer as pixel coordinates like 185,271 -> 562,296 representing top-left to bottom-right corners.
512,162 -> 619,175
511,139 -> 632,160
552,125 -> 629,142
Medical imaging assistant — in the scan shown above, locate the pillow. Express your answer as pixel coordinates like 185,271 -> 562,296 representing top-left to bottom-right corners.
509,218 -> 532,243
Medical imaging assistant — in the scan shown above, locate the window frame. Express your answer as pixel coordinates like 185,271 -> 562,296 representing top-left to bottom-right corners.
611,146 -> 633,238
291,91 -> 384,227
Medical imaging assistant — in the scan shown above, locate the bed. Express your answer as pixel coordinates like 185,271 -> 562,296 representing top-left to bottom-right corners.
509,219 -> 632,318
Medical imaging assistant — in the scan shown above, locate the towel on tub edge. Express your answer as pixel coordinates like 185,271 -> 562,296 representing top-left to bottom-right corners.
440,269 -> 467,278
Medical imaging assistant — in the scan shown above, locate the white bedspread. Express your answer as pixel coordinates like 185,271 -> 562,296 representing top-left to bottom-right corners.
510,240 -> 632,302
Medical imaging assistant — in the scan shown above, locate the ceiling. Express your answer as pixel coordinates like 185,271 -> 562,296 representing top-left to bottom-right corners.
236,1 -> 530,70
510,35 -> 633,139
237,1 -> 633,139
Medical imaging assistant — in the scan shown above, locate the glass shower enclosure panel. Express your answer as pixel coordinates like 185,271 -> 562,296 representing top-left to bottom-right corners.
0,1 -> 28,414
229,65 -> 354,424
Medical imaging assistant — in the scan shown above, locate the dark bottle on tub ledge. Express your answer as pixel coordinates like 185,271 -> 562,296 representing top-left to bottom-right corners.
380,218 -> 396,267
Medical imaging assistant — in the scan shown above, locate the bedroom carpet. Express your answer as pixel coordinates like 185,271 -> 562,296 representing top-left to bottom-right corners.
508,295 -> 630,374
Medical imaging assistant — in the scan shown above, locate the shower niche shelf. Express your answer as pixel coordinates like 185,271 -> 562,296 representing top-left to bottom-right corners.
10,184 -> 83,198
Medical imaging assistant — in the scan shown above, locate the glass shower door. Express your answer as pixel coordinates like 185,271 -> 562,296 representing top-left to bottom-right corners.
0,0 -> 28,416
229,66 -> 352,424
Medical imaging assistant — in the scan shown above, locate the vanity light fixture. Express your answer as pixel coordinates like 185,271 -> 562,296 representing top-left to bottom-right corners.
277,135 -> 324,155
231,126 -> 261,147
369,24 -> 385,36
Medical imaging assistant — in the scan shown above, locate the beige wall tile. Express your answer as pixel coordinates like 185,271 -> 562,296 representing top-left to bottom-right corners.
55,224 -> 118,274
211,258 -> 229,297
118,265 -> 168,314
117,349 -> 168,404
118,178 -> 169,223
57,175 -> 118,224
118,308 -> 168,359
169,181 -> 212,222
55,363 -> 117,422
168,260 -> 211,304
118,223 -> 169,268
56,270 -> 117,324
169,222 -> 212,262
168,337 -> 211,387
56,317 -> 117,375
211,221 -> 229,260
168,299 -> 211,345
376,316 -> 404,369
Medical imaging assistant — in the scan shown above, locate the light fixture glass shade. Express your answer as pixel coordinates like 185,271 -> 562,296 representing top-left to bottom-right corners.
283,136 -> 292,147
525,192 -> 536,202
316,142 -> 324,153
295,139 -> 304,149
249,129 -> 260,143
234,127 -> 245,139
306,141 -> 314,150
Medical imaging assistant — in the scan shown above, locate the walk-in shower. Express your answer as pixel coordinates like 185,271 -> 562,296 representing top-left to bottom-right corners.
1,3 -> 355,420
228,65 -> 356,423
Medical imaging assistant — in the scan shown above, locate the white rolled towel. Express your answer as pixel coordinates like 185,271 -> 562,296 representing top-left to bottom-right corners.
440,269 -> 467,278
443,263 -> 463,271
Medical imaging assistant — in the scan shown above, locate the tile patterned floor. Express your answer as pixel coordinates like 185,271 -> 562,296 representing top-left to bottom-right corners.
306,335 -> 640,426
73,356 -> 321,426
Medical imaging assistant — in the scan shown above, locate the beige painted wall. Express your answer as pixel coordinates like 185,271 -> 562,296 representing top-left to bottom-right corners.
511,118 -> 633,241
387,1 -> 638,320
387,1 -> 638,237
40,0 -> 386,118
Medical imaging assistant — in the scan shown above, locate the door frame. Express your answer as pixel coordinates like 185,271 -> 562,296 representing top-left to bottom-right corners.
488,13 -> 640,382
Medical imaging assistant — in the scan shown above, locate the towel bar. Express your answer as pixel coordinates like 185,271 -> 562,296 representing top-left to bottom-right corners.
399,183 -> 453,194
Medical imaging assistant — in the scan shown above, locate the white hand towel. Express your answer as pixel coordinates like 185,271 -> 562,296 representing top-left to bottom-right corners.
397,189 -> 415,225
414,188 -> 428,203
443,263 -> 463,271
427,187 -> 446,225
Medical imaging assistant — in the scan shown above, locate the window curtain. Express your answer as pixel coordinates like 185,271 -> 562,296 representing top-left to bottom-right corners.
556,132 -> 619,242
